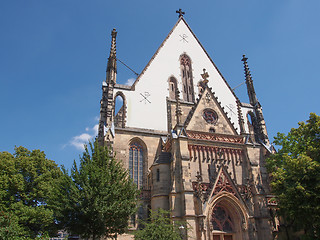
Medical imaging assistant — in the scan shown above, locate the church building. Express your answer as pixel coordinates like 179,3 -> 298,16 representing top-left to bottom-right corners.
98,11 -> 276,240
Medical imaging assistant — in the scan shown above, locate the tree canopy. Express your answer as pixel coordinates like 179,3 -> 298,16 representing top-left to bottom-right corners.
55,141 -> 139,240
0,146 -> 63,239
135,209 -> 186,240
266,113 -> 320,239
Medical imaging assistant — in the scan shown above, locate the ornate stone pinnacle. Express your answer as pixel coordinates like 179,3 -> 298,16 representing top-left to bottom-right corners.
110,28 -> 117,58
175,88 -> 182,125
106,28 -> 117,84
241,54 -> 258,106
241,55 -> 251,82
236,99 -> 245,134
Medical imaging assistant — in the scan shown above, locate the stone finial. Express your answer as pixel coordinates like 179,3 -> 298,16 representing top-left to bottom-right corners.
242,55 -> 258,106
110,28 -> 117,58
241,55 -> 270,145
236,99 -> 246,134
106,29 -> 117,84
198,68 -> 209,94
201,68 -> 209,85
196,171 -> 203,182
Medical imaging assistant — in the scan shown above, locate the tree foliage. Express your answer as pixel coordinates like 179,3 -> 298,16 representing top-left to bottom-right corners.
55,141 -> 139,240
0,211 -> 23,240
0,146 -> 63,239
135,209 -> 186,240
266,113 -> 320,239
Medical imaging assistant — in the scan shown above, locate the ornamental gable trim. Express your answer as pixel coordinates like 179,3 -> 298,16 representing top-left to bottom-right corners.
187,130 -> 244,144
208,166 -> 245,204
185,87 -> 238,135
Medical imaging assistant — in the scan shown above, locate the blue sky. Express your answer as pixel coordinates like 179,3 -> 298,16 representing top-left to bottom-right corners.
1,0 -> 319,169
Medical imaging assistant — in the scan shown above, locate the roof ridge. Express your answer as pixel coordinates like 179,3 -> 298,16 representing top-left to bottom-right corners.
131,17 -> 184,90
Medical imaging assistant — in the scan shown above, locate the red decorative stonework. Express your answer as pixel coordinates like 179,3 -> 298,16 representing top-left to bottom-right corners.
187,131 -> 244,144
180,55 -> 191,66
213,171 -> 236,196
238,185 -> 252,200
192,182 -> 211,203
192,182 -> 210,192
266,195 -> 277,207
188,144 -> 243,163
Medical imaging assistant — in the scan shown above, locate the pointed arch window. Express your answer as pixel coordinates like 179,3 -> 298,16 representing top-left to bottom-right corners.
180,54 -> 194,102
129,142 -> 143,188
114,92 -> 126,128
247,112 -> 259,142
168,77 -> 177,100
211,204 -> 234,232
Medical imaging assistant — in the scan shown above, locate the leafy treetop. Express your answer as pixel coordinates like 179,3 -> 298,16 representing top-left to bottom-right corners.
135,209 -> 187,240
55,141 -> 139,240
266,113 -> 320,239
0,146 -> 63,238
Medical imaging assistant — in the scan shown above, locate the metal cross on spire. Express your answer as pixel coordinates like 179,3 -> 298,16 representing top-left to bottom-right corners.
176,9 -> 185,18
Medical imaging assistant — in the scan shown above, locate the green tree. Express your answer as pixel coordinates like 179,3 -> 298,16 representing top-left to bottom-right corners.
134,209 -> 186,240
266,113 -> 320,239
0,146 -> 63,238
0,211 -> 23,240
55,141 -> 139,240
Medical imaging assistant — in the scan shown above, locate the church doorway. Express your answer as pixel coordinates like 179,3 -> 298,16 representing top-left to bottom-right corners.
212,233 -> 233,240
211,204 -> 235,240
207,195 -> 249,240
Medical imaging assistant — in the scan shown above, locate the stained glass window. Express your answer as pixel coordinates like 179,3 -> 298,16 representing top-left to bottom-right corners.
129,142 -> 144,189
169,77 -> 177,100
180,54 -> 194,102
203,109 -> 218,124
211,205 -> 234,232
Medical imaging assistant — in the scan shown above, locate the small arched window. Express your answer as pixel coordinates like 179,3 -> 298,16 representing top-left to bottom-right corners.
156,169 -> 160,182
129,142 -> 144,188
180,54 -> 194,102
209,127 -> 215,133
168,77 -> 177,100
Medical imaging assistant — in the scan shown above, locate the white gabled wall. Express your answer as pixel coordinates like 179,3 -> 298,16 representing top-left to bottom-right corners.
116,19 -> 240,133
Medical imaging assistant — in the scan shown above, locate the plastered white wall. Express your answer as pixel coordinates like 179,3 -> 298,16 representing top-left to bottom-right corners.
114,19 -> 240,133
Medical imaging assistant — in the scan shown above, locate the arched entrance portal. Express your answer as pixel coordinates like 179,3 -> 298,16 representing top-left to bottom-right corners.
206,193 -> 249,240
211,204 -> 235,240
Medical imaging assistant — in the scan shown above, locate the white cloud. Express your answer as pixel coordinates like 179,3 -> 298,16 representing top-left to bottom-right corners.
67,119 -> 100,150
70,133 -> 92,150
125,78 -> 135,86
92,124 -> 99,135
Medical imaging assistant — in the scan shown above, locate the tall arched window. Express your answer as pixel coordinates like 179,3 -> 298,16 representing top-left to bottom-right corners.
247,112 -> 259,142
114,92 -> 126,128
168,77 -> 177,100
180,54 -> 194,102
129,142 -> 143,188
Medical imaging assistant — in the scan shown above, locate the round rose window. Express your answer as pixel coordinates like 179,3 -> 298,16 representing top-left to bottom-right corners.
203,109 -> 218,124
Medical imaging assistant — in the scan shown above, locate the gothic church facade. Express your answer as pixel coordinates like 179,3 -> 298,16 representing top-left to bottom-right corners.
98,14 -> 275,240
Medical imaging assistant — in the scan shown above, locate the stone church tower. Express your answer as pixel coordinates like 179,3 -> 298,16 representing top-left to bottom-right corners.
98,12 -> 275,240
